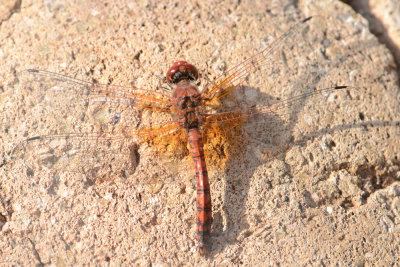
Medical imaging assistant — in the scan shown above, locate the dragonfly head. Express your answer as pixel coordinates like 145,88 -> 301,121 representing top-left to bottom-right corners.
166,61 -> 199,85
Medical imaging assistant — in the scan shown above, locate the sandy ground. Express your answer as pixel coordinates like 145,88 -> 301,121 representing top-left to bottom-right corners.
1,0 -> 400,265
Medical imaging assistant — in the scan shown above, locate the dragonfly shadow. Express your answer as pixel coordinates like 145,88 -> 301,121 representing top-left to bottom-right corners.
294,120 -> 400,149
210,81 -> 326,254
212,114 -> 400,254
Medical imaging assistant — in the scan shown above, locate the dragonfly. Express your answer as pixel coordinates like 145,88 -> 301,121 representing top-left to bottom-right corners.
15,16 -> 357,255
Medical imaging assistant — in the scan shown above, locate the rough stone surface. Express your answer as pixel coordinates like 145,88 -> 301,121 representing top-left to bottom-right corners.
345,0 -> 400,68
1,0 -> 400,265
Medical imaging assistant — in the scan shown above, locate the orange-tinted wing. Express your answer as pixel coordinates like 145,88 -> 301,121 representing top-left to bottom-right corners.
14,121 -> 183,185
200,16 -> 316,102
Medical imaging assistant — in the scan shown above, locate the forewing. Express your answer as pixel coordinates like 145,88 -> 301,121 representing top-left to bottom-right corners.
19,69 -> 174,109
200,16 -> 336,102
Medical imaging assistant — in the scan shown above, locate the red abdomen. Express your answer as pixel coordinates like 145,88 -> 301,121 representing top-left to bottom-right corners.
187,128 -> 212,255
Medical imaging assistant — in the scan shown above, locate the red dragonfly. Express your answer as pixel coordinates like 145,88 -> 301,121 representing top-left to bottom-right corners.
17,16 -> 356,255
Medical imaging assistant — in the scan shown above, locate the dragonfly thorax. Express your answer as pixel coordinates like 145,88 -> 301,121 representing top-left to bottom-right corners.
173,81 -> 203,130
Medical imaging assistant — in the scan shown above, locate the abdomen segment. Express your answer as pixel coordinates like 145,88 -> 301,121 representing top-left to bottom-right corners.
187,128 -> 212,255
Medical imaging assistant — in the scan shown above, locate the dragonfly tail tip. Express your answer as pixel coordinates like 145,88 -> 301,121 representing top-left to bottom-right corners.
27,136 -> 41,142
303,16 -> 313,23
27,69 -> 39,73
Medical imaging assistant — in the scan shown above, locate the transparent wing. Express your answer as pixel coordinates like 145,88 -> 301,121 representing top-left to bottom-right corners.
12,122 -> 183,185
19,69 -> 174,109
13,69 -> 184,184
204,86 -> 355,126
200,15 -> 347,103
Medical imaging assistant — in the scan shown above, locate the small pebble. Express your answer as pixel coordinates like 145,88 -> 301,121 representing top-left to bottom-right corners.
326,206 -> 333,214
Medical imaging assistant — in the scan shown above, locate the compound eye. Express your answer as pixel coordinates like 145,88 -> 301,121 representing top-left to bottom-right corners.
166,61 -> 199,84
